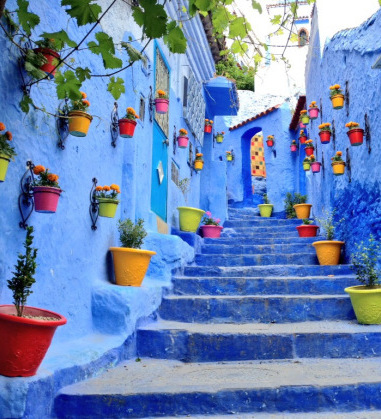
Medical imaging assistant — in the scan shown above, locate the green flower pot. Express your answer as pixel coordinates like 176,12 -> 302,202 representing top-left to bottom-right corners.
0,153 -> 11,182
345,286 -> 381,324
216,135 -> 224,143
177,206 -> 205,232
97,198 -> 119,218
258,204 -> 273,217
301,115 -> 310,124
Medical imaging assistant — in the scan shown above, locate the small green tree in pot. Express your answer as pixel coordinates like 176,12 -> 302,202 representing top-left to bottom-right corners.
284,192 -> 308,218
118,218 -> 147,249
258,193 -> 273,217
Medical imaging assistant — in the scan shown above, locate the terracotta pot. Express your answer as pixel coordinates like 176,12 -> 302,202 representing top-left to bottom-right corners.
347,128 -> 364,146
33,48 -> 60,79
68,111 -> 93,137
305,147 -> 314,157
266,139 -> 274,147
319,131 -> 331,144
308,108 -> 319,120
33,186 -> 62,213
331,161 -> 345,176
119,119 -> 137,138
299,136 -> 307,144
312,240 -> 344,265
178,136 -> 189,148
293,203 -> 312,219
154,98 -> 169,114
311,162 -> 321,173
201,225 -> 223,238
331,94 -> 344,110
296,225 -> 319,237
204,125 -> 212,133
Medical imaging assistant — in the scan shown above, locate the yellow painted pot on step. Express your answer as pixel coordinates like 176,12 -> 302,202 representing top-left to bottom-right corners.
110,247 -> 156,287
0,153 -> 11,182
345,286 -> 381,324
177,206 -> 205,232
194,161 -> 204,171
312,240 -> 344,265
258,204 -> 273,217
293,203 -> 312,219
331,161 -> 345,176
68,111 -> 93,137
331,94 -> 344,110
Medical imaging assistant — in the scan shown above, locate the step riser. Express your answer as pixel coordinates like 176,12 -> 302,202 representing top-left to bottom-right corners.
224,221 -> 305,228
195,254 -> 318,266
201,245 -> 316,255
137,330 -> 381,362
204,238 -> 318,245
221,232 -> 302,238
159,297 -> 354,323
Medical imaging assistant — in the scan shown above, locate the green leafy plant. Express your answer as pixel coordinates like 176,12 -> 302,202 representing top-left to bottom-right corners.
263,194 -> 270,204
178,178 -> 190,203
302,219 -> 313,225
7,226 -> 38,317
351,235 -> 381,288
215,54 -> 255,90
0,122 -> 16,159
118,218 -> 147,249
284,192 -> 307,218
315,208 -> 344,241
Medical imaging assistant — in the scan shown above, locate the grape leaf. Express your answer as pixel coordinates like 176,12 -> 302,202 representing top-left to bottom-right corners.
252,1 -> 262,13
16,0 -> 40,36
230,40 -> 247,55
163,22 -> 187,54
290,1 -> 298,16
107,77 -> 125,100
132,0 -> 168,39
229,17 -> 247,39
290,33 -> 299,43
194,0 -> 212,10
61,0 -> 102,26
75,67 -> 91,82
20,94 -> 33,113
55,70 -> 82,100
88,32 -> 123,69
270,15 -> 282,25
212,7 -> 232,34
40,30 -> 77,50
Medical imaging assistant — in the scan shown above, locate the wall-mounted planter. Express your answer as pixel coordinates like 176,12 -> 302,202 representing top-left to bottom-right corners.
177,206 -> 205,232
201,225 -> 223,238
308,108 -> 319,120
290,144 -> 298,152
0,153 -> 11,182
299,122 -> 306,129
301,115 -> 310,125
204,125 -> 212,133
311,162 -> 321,173
97,198 -> 119,218
33,186 -> 62,213
216,134 -> 224,143
305,147 -> 314,157
331,94 -> 344,110
266,139 -> 274,147
154,98 -> 169,114
119,118 -> 137,138
68,111 -> 93,137
293,204 -> 312,219
226,154 -> 233,161
312,240 -> 344,265
347,128 -> 364,146
178,136 -> 189,149
34,48 -> 60,79
345,286 -> 381,325
331,161 -> 345,176
194,160 -> 204,171
258,204 -> 273,217
303,162 -> 311,171
299,136 -> 307,144
296,225 -> 319,237
0,305 -> 66,377
319,131 -> 331,144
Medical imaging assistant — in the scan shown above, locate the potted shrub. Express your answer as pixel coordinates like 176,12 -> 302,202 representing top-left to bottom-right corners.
290,140 -> 298,152
304,139 -> 314,157
119,107 -> 139,138
345,235 -> 381,324
68,92 -> 93,137
309,154 -> 321,173
178,128 -> 189,148
201,212 -> 223,238
204,119 -> 213,133
313,208 -> 344,265
296,219 -> 319,238
177,207 -> 205,232
308,101 -> 319,120
329,84 -> 344,109
110,219 -> 156,287
331,151 -> 346,176
0,123 -> 16,182
299,130 -> 307,144
266,135 -> 274,147
155,89 -> 169,114
0,226 -> 66,377
300,110 -> 310,125
226,151 -> 233,161
32,165 -> 62,213
318,122 -> 332,144
216,131 -> 225,143
303,156 -> 311,171
194,153 -> 204,171
32,37 -> 61,79
345,121 -> 364,146
258,194 -> 273,217
94,184 -> 120,218
284,192 -> 308,219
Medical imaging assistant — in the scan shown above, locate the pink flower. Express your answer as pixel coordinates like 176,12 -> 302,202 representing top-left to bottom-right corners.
215,218 -> 221,224
205,211 -> 211,217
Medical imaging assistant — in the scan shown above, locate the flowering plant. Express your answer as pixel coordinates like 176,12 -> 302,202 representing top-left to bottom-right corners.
0,122 -> 16,159
123,107 -> 139,120
345,121 -> 360,131
156,89 -> 168,99
309,154 -> 316,163
179,128 -> 188,136
33,165 -> 60,188
205,119 -> 213,126
304,139 -> 314,149
291,140 -> 297,145
303,156 -> 311,163
35,37 -> 60,52
226,151 -> 232,155
95,184 -> 121,200
331,151 -> 344,162
318,122 -> 331,132
267,135 -> 274,140
70,91 -> 90,112
202,211 -> 221,226
329,84 -> 343,97
299,130 -> 306,137
300,110 -> 307,115
309,101 -> 318,109
195,153 -> 203,161
217,131 -> 225,136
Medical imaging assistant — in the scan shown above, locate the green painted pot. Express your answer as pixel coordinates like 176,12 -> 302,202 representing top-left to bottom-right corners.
258,204 -> 273,217
177,206 -> 205,232
0,153 -> 11,182
216,135 -> 224,143
301,115 -> 310,124
97,198 -> 119,218
345,286 -> 381,324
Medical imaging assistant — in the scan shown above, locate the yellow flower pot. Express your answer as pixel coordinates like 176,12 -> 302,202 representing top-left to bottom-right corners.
97,198 -> 119,218
68,111 -> 93,137
216,135 -> 224,143
258,204 -> 273,217
226,155 -> 233,161
331,94 -> 344,110
194,160 -> 204,171
345,286 -> 381,324
177,207 -> 205,232
293,203 -> 312,219
303,162 -> 310,171
0,153 -> 11,182
312,240 -> 344,265
109,247 -> 156,287
301,115 -> 310,124
332,161 -> 345,176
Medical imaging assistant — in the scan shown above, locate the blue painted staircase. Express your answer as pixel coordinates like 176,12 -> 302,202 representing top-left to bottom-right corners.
54,207 -> 381,418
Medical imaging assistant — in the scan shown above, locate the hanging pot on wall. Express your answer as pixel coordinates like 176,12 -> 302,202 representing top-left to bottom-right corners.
33,186 -> 62,213
33,48 -> 60,79
0,153 -> 11,182
177,136 -> 189,149
305,147 -> 314,157
97,198 -> 120,218
299,136 -> 307,144
331,94 -> 344,110
303,161 -> 311,171
68,111 -> 93,137
119,118 -> 137,138
290,144 -> 298,152
216,134 -> 224,143
311,162 -> 321,173
194,160 -> 204,171
319,131 -> 331,144
266,139 -> 274,147
308,108 -> 319,120
331,161 -> 346,176
347,128 -> 364,146
154,98 -> 169,114
204,125 -> 212,133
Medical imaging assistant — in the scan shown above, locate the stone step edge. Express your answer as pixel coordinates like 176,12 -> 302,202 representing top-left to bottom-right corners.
196,252 -> 318,257
163,294 -> 349,300
172,275 -> 356,280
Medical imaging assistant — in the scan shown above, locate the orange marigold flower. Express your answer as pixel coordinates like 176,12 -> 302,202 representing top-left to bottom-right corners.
337,151 -> 343,156
103,185 -> 111,191
196,153 -> 203,157
310,154 -> 315,159
95,186 -> 103,191
157,89 -> 166,97
179,128 -> 188,135
47,174 -> 59,182
33,165 -> 45,175
116,189 -> 121,194
334,84 -> 341,89
110,184 -> 119,191
135,114 -> 140,119
329,86 -> 334,90
127,107 -> 135,114
300,110 -> 307,114
210,120 -> 213,123
81,92 -> 87,99
205,119 -> 209,122
0,122 -> 5,131
267,135 -> 274,139
82,100 -> 90,107
5,131 -> 12,141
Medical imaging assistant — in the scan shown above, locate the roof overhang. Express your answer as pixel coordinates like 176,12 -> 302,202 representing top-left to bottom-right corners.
204,76 -> 239,116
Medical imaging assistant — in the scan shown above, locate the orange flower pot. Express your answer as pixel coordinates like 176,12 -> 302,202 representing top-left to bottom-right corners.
293,203 -> 312,219
331,94 -> 344,110
68,111 -> 93,137
331,161 -> 345,176
312,240 -> 344,265
194,160 -> 204,171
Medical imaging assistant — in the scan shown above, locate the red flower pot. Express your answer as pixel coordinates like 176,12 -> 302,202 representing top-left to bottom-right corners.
296,225 -> 319,238
178,136 -> 189,148
299,136 -> 307,144
290,144 -> 298,152
204,125 -> 212,133
266,140 -> 274,147
305,147 -> 314,156
319,131 -> 331,144
347,128 -> 364,146
155,98 -> 169,114
119,119 -> 137,138
201,225 -> 223,238
0,305 -> 66,377
311,162 -> 321,173
308,108 -> 319,120
34,48 -> 60,79
33,186 -> 62,213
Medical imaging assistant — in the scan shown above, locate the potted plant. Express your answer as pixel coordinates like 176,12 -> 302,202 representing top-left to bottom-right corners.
304,139 -> 314,156
303,156 -> 311,171
284,192 -> 308,219
308,101 -> 319,120
309,154 -> 321,173
110,219 -> 156,287
94,184 -> 120,218
300,110 -> 309,125
318,122 -> 332,144
299,121 -> 306,129
33,37 -> 61,79
0,123 -> 16,182
345,121 -> 364,146
313,208 -> 344,265
293,200 -> 312,219
68,92 -> 93,137
119,107 -> 139,138
331,151 -> 346,176
226,151 -> 233,161
329,84 -> 344,109
0,226 -> 66,377
258,193 -> 273,217
290,140 -> 298,152
32,165 -> 62,213
194,153 -> 204,171
299,130 -> 307,144
345,235 -> 381,324
177,207 -> 205,232
266,135 -> 274,147
155,89 -> 169,114
178,128 -> 189,148
216,131 -> 225,143
296,219 -> 319,238
201,212 -> 223,238
204,119 -> 213,133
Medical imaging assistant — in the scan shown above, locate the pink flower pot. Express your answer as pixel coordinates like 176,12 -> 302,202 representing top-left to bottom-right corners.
33,186 -> 62,213
290,144 -> 298,152
347,128 -> 364,146
155,98 -> 169,114
201,225 -> 223,238
299,122 -> 306,129
204,125 -> 212,133
308,108 -> 319,120
311,162 -> 321,173
319,131 -> 331,144
305,147 -> 314,157
178,136 -> 189,148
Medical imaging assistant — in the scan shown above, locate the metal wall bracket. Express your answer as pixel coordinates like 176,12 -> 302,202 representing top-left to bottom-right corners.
57,98 -> 69,150
364,113 -> 371,153
346,148 -> 352,183
345,81 -> 350,117
110,102 -> 119,148
148,86 -> 156,123
173,125 -> 177,155
18,161 -> 35,229
89,178 -> 99,231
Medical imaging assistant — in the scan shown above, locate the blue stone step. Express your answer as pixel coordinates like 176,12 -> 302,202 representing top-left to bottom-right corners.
221,230 -> 301,238
171,275 -> 355,296
223,226 -> 303,234
194,252 -> 318,266
54,357 -> 381,418
204,236 -> 319,245
158,294 -> 354,323
201,243 -> 316,255
224,219 -> 304,228
137,320 -> 381,362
